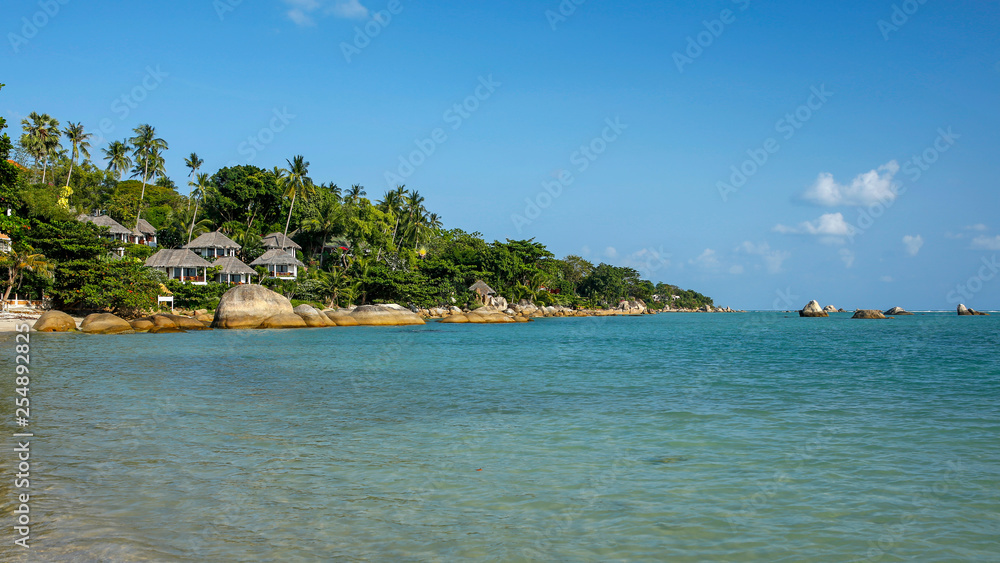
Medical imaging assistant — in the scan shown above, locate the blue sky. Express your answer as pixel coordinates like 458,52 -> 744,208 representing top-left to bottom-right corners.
4,0 -> 999,309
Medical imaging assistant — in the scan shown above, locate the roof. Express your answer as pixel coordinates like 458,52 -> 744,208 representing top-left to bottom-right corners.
183,230 -> 241,250
145,249 -> 213,269
77,213 -> 133,235
213,256 -> 257,275
0,233 -> 10,241
469,280 -> 496,295
251,249 -> 305,267
135,218 -> 157,236
261,232 -> 302,250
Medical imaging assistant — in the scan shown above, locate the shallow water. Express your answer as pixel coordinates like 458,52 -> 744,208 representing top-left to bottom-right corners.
1,313 -> 998,561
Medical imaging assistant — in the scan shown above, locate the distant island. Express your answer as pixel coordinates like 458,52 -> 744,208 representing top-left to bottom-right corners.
0,83 -> 715,318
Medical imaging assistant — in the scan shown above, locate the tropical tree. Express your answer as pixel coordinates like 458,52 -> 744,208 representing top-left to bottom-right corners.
0,245 -> 55,305
129,124 -> 168,229
187,172 -> 210,243
61,122 -> 92,208
184,152 -> 203,208
346,184 -> 366,204
277,155 -> 315,250
20,112 -> 61,183
102,140 -> 132,181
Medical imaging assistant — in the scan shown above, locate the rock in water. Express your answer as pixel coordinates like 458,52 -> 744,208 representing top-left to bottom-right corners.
852,309 -> 887,319
130,318 -> 156,332
800,300 -> 829,318
33,311 -> 77,332
823,305 -> 837,313
294,304 -> 334,327
439,314 -> 470,323
351,305 -> 425,326
884,306 -> 914,316
260,313 -> 308,329
80,313 -> 135,334
212,285 -> 295,329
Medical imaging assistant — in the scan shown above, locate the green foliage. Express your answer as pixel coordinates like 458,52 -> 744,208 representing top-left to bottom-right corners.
54,257 -> 160,317
164,280 -> 227,309
205,165 -> 285,230
22,218 -> 108,262
124,243 -> 155,261
17,182 -> 76,221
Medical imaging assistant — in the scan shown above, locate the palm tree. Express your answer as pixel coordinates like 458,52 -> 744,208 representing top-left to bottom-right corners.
129,124 -> 168,229
184,152 -> 203,209
378,185 -> 408,246
103,140 -> 133,181
20,112 -> 61,183
187,172 -> 210,243
302,194 -> 342,265
62,122 -> 92,203
402,190 -> 427,249
346,184 -> 366,204
277,155 -> 315,251
0,246 -> 55,306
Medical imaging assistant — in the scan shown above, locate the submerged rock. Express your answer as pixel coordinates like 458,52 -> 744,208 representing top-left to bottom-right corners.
852,309 -> 887,319
80,313 -> 134,334
212,285 -> 294,329
800,300 -> 829,318
823,305 -> 837,313
33,310 -> 77,332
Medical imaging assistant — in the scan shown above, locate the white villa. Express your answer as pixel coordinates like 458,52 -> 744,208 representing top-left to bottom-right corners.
0,232 -> 10,253
213,256 -> 258,284
251,249 -> 304,280
184,231 -> 241,259
134,219 -> 158,247
261,232 -> 302,252
145,249 -> 212,285
77,213 -> 154,256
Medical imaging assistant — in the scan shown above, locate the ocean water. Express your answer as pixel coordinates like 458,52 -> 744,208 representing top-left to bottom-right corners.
1,312 -> 998,562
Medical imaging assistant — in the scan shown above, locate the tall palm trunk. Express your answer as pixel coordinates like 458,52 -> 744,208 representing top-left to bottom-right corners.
187,198 -> 200,243
134,161 -> 149,229
282,192 -> 297,251
65,158 -> 75,188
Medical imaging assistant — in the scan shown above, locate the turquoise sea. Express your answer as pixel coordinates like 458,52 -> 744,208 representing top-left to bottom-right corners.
1,312 -> 999,562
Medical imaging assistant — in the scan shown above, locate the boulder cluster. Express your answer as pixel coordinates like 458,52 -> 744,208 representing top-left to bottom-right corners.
799,301 -> 919,319
957,304 -> 988,316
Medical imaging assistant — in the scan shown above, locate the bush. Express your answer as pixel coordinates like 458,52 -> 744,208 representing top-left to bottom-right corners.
54,257 -> 161,317
164,280 -> 228,309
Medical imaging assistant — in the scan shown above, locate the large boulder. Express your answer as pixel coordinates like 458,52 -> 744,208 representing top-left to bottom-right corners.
852,309 -> 887,319
957,304 -> 988,316
800,300 -> 829,318
294,304 -> 333,327
351,305 -> 425,326
130,318 -> 156,332
439,314 -> 470,323
466,307 -> 516,324
884,306 -> 914,316
33,311 -> 77,332
823,305 -> 837,313
80,313 -> 134,334
212,285 -> 294,329
324,309 -> 361,326
260,313 -> 308,329
154,314 -> 209,330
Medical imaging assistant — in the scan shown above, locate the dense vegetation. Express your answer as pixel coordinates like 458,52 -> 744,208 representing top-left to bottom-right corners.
1,87 -> 713,314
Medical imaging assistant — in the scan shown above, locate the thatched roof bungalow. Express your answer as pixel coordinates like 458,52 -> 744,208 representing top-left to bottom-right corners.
261,232 -> 302,251
213,256 -> 257,284
251,249 -> 304,279
469,280 -> 497,299
145,249 -> 212,285
77,213 -> 138,256
184,230 -> 241,259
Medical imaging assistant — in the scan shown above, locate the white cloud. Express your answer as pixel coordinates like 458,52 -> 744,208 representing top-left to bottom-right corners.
604,247 -> 618,259
735,241 -> 790,274
622,247 -> 671,277
284,0 -> 369,25
971,235 -> 1000,250
946,224 -> 990,240
774,213 -> 856,243
580,245 -> 591,257
729,265 -> 744,275
967,224 -> 989,232
880,275 -> 894,283
801,161 -> 900,206
328,0 -> 369,19
902,235 -> 924,256
690,249 -> 719,270
839,248 -> 855,268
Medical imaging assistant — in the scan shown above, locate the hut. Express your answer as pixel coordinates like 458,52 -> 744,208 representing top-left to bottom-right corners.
133,218 -> 158,247
261,232 -> 302,252
145,249 -> 212,285
469,280 -> 497,304
0,233 -> 10,253
212,256 -> 257,284
251,249 -> 305,279
184,230 -> 241,259
77,213 -> 137,256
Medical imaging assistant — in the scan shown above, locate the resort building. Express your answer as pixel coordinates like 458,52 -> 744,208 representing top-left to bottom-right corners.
0,232 -> 10,253
213,256 -> 258,284
133,219 -> 158,247
261,232 -> 301,252
469,280 -> 497,303
77,213 -> 139,256
184,231 -> 241,259
251,249 -> 305,280
145,249 -> 212,285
